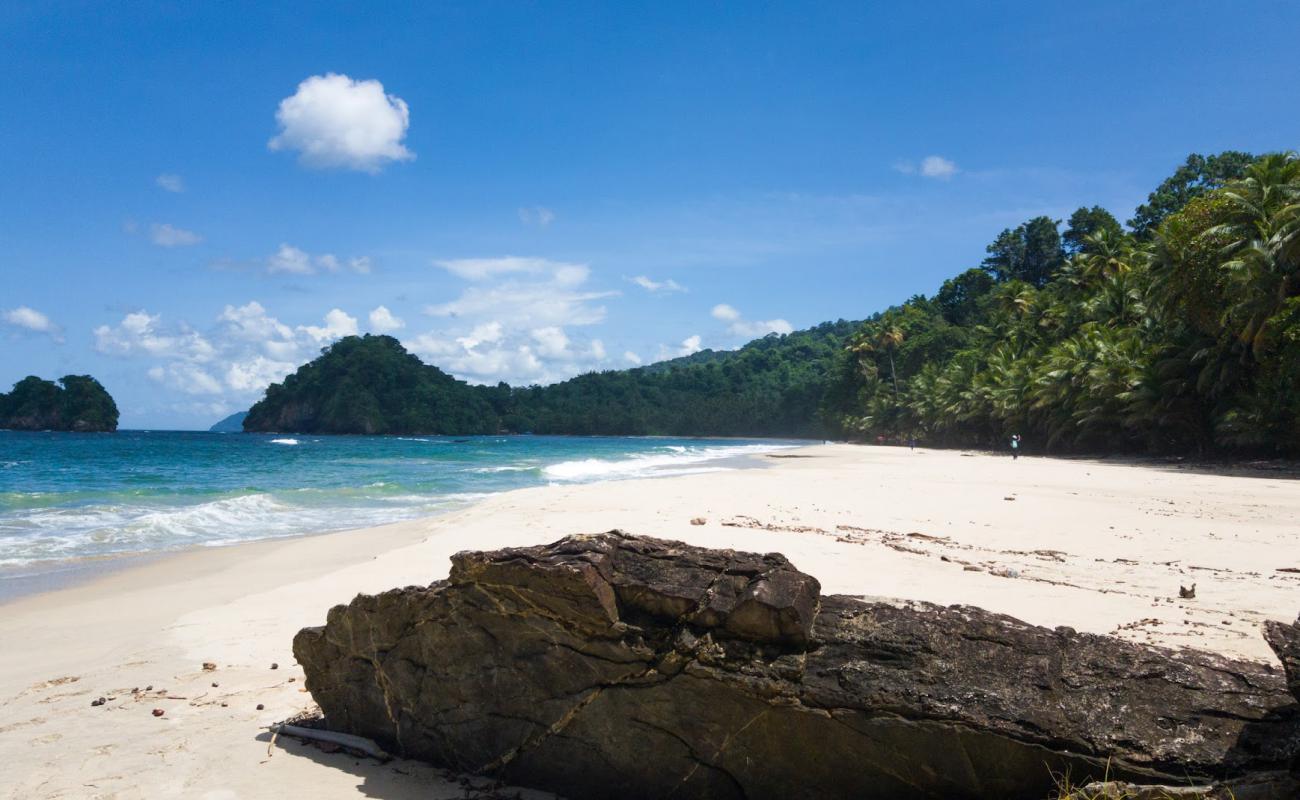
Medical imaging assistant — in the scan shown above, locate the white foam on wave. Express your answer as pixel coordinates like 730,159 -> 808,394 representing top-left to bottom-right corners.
542,443 -> 796,482
270,438 -> 300,445
466,464 -> 537,474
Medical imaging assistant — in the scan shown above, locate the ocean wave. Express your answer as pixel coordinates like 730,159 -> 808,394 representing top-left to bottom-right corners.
270,438 -> 300,445
542,443 -> 795,482
466,464 -> 538,474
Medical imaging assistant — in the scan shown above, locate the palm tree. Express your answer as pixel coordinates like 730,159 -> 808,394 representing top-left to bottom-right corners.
1208,153 -> 1300,356
876,325 -> 904,399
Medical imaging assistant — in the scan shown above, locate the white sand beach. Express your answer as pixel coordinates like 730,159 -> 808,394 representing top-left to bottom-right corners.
2,444 -> 1298,798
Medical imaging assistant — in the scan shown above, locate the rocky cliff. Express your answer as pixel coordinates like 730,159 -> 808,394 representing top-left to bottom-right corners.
294,532 -> 1300,799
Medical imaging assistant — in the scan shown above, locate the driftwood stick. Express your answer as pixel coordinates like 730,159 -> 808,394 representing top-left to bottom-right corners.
269,723 -> 390,761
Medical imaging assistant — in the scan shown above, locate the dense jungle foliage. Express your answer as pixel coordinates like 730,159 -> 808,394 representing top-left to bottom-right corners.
246,150 -> 1300,454
833,151 -> 1300,454
0,375 -> 119,431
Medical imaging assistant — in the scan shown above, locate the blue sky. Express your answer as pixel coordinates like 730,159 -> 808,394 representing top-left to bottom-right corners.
3,2 -> 1298,429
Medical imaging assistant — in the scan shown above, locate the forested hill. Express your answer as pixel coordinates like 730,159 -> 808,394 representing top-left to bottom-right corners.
0,375 -> 119,432
244,335 -> 498,434
499,320 -> 858,436
827,151 -> 1300,455
242,322 -> 858,437
245,150 -> 1300,454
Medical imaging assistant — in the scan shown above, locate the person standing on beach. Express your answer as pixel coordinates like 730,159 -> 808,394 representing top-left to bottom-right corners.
1010,434 -> 1021,459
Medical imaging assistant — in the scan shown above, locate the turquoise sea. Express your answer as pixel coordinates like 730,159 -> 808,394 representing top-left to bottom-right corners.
0,431 -> 799,588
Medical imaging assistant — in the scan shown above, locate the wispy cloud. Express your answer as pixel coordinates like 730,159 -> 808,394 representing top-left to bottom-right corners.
150,223 -> 202,247
155,173 -> 184,192
406,257 -> 616,385
629,275 -> 686,293
518,206 -> 556,228
711,303 -> 792,338
266,244 -> 371,275
95,302 -> 366,399
894,155 -> 959,180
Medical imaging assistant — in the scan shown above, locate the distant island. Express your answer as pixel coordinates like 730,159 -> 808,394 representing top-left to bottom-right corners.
208,411 -> 249,433
244,150 -> 1300,455
0,375 -> 118,432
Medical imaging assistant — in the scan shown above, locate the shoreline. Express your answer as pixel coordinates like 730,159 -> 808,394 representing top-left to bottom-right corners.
4,443 -> 1298,798
0,437 -> 799,605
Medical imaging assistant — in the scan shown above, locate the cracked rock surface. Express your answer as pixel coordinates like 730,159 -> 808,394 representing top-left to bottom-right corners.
294,531 -> 1300,799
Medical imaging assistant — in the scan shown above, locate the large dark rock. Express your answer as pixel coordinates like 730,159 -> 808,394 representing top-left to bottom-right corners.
294,532 -> 1300,799
1265,615 -> 1300,703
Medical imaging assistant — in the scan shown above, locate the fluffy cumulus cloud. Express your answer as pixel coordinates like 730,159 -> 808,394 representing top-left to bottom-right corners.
268,73 -> 414,173
624,351 -> 642,366
670,335 -> 702,356
710,303 -> 741,322
518,206 -> 556,228
630,275 -> 686,293
368,305 -> 404,333
266,244 -> 371,276
2,306 -> 63,342
95,303 -> 365,401
894,155 -> 958,180
298,308 -> 359,343
155,173 -> 184,192
711,303 -> 792,338
405,257 -> 616,385
150,223 -> 202,247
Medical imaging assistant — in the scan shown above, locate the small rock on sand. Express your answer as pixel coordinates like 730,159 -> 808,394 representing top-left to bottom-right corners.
690,517 -> 706,525
151,708 -> 164,717
202,662 -> 216,671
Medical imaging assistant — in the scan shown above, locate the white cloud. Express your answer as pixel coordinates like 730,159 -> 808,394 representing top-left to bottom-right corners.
150,223 -> 202,247
518,206 -> 556,228
456,321 -> 504,350
920,155 -> 958,179
265,244 -> 368,276
3,306 -> 63,341
216,301 -> 301,362
267,244 -> 312,274
895,155 -> 958,180
368,305 -> 405,333
434,256 -> 574,282
298,308 -> 359,343
94,311 -> 216,362
224,355 -> 296,392
425,258 -> 611,329
730,318 -> 794,337
631,275 -> 686,293
531,326 -> 570,358
149,363 -> 223,395
624,350 -> 642,366
677,335 -> 702,356
407,257 -> 617,385
97,303 -> 372,407
711,303 -> 792,338
268,73 -> 414,173
710,303 -> 741,322
155,173 -> 184,192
